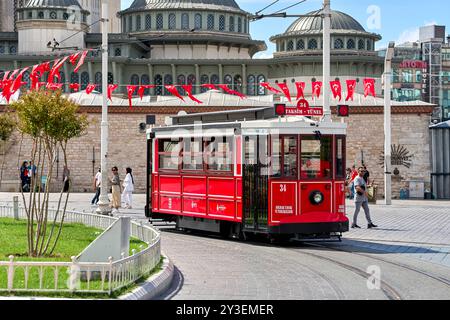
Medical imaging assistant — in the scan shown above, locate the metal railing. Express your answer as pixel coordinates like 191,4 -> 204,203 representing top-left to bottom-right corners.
0,203 -> 161,295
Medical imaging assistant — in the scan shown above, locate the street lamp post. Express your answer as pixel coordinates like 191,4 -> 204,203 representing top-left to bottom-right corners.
322,0 -> 332,122
384,42 -> 395,205
96,1 -> 111,215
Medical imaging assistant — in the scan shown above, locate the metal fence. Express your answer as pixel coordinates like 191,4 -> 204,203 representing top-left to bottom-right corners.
430,121 -> 450,199
0,204 -> 161,295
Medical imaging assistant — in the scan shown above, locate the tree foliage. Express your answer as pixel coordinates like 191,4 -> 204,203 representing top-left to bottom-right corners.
0,112 -> 15,142
10,89 -> 89,257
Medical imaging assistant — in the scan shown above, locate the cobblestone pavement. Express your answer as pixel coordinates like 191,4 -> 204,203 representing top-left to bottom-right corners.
1,193 -> 450,300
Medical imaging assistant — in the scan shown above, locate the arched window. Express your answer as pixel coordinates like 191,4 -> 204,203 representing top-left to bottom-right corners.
145,14 -> 151,30
163,74 -> 173,95
136,15 -> 141,31
280,41 -> 285,52
177,74 -> 186,95
195,13 -> 202,29
80,72 -> 89,90
168,13 -> 176,30
244,18 -> 247,33
347,39 -> 355,50
257,75 -> 266,95
187,74 -> 196,85
50,11 -> 57,19
210,74 -> 219,85
108,72 -> 114,85
367,40 -> 372,51
334,38 -> 344,49
9,46 -> 17,54
181,13 -> 189,30
95,72 -> 102,92
247,75 -> 256,96
287,40 -> 294,51
207,14 -> 215,30
114,47 -> 122,57
70,72 -> 79,92
156,14 -> 163,30
23,71 -> 31,90
224,74 -> 232,85
219,15 -> 225,31
358,39 -> 365,50
308,39 -> 318,50
128,16 -> 132,31
130,74 -> 140,85
296,39 -> 305,50
237,17 -> 242,33
229,16 -> 235,32
63,12 -> 69,20
154,74 -> 163,95
0,46 -> 4,54
38,11 -> 44,19
123,17 -> 126,32
200,74 -> 209,93
141,74 -> 150,95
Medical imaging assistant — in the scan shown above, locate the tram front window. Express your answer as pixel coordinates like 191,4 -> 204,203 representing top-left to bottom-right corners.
271,136 -> 298,178
301,136 -> 332,179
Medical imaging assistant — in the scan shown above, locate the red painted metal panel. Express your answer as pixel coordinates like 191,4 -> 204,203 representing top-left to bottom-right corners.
152,193 -> 159,211
208,177 -> 235,198
208,199 -> 236,219
334,182 -> 346,215
159,175 -> 182,194
236,178 -> 242,199
160,195 -> 182,213
300,183 -> 332,215
236,200 -> 242,220
183,176 -> 207,195
183,197 -> 207,216
270,182 -> 298,224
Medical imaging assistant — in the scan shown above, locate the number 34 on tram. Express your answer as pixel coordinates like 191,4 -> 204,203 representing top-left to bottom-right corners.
145,107 -> 349,241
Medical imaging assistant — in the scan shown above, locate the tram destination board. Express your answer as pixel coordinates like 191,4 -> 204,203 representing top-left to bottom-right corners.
275,100 -> 324,116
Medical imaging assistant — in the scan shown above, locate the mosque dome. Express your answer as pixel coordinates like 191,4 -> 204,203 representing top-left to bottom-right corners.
23,0 -> 83,9
123,0 -> 246,14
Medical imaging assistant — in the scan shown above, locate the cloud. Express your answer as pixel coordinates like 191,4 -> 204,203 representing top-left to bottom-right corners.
253,52 -> 274,59
396,20 -> 438,45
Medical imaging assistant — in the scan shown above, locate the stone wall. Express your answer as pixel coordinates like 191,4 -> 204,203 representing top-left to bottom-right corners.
1,109 -> 432,200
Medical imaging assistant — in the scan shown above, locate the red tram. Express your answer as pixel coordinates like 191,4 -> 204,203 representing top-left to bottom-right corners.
145,107 -> 349,240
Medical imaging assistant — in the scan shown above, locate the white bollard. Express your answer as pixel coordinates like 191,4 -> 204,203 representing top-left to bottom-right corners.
13,196 -> 19,220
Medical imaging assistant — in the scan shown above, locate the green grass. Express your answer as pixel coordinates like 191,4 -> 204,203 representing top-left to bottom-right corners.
0,218 -> 161,299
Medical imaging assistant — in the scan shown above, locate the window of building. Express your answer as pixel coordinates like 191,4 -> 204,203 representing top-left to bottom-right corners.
205,137 -> 233,172
210,74 -> 219,85
131,74 -> 140,85
70,72 -> 79,92
182,138 -> 203,170
0,46 -> 4,54
219,15 -> 225,31
308,39 -> 318,50
187,74 -> 196,86
233,74 -> 242,92
358,39 -> 365,50
136,15 -> 141,31
280,41 -> 285,51
10,46 -> 17,54
108,72 -> 114,85
334,38 -> 344,49
114,47 -> 122,57
296,39 -> 305,50
94,72 -> 102,92
123,17 -> 126,32
224,74 -> 233,85
63,12 -> 69,20
402,70 -> 413,83
287,40 -> 294,51
229,16 -> 235,32
168,13 -> 176,29
163,74 -> 173,95
38,11 -> 44,19
22,71 -> 31,89
28,11 -> 33,19
200,74 -> 209,93
257,75 -> 266,95
247,75 -> 256,96
367,40 -> 372,51
347,39 -> 355,50
145,14 -> 151,30
244,18 -> 247,33
301,136 -> 333,179
238,17 -> 242,33
207,14 -> 215,30
181,13 -> 189,30
158,139 -> 182,170
50,11 -> 57,19
128,16 -> 132,31
195,13 -> 202,29
80,72 -> 89,90
154,74 -> 163,95
416,71 -> 422,83
156,14 -> 163,30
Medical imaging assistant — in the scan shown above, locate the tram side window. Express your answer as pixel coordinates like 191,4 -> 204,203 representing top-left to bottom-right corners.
271,136 -> 298,178
158,139 -> 181,170
205,137 -> 233,172
271,137 -> 281,177
335,136 -> 346,179
300,136 -> 332,179
182,138 -> 203,170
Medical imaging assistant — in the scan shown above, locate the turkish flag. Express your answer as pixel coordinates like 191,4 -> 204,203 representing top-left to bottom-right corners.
182,84 -> 203,104
312,81 -> 323,99
48,56 -> 68,84
346,80 -> 357,101
46,83 -> 63,91
69,52 -> 81,66
74,51 -> 88,73
201,84 -> 217,91
330,80 -> 342,101
70,83 -> 80,92
260,82 -> 282,94
127,85 -> 137,109
295,82 -> 306,100
11,67 -> 29,93
277,83 -> 292,102
217,84 -> 246,99
138,85 -> 155,100
165,85 -> 185,101
363,78 -> 376,97
85,84 -> 97,94
107,84 -> 119,101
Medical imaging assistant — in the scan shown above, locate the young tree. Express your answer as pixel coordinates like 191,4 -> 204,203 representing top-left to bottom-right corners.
0,112 -> 16,191
10,89 -> 89,257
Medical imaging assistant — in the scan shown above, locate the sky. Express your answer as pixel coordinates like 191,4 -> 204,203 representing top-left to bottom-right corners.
120,0 -> 449,58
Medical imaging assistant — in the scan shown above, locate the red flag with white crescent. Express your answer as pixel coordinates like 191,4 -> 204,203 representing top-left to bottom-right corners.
295,82 -> 306,100
276,82 -> 292,102
70,83 -> 80,92
165,85 -> 185,101
107,84 -> 119,101
138,85 -> 155,100
201,84 -> 217,91
46,83 -> 63,91
12,67 -> 29,93
363,78 -> 376,97
312,81 -> 323,99
260,82 -> 282,94
69,52 -> 81,66
346,80 -> 357,101
127,85 -> 137,109
48,56 -> 69,84
330,80 -> 342,101
217,84 -> 246,99
182,84 -> 203,104
74,51 -> 88,73
85,84 -> 97,94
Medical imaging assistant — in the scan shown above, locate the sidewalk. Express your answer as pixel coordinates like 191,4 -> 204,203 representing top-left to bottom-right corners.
1,193 -> 449,267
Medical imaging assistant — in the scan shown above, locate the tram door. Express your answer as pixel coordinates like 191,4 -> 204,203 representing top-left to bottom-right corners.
243,135 -> 269,231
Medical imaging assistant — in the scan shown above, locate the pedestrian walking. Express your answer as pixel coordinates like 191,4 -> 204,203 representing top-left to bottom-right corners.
20,161 -> 30,192
363,165 -> 370,184
348,165 -> 358,199
110,166 -> 121,211
62,165 -> 71,192
122,167 -> 135,209
91,168 -> 102,205
352,167 -> 378,229
345,168 -> 352,199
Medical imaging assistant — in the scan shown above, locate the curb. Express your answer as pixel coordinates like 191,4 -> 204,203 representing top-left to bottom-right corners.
119,253 -> 174,300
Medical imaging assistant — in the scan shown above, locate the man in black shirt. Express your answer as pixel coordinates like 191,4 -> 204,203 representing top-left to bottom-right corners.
363,166 -> 370,184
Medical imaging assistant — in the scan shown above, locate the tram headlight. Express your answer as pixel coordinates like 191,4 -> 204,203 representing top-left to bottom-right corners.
310,191 -> 324,205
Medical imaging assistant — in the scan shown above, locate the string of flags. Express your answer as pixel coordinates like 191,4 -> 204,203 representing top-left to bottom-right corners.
0,50 -> 378,109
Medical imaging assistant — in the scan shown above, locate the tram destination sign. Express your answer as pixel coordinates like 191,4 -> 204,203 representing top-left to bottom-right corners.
275,100 -> 324,116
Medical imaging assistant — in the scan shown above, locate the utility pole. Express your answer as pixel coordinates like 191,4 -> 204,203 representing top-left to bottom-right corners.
96,1 -> 111,215
384,42 -> 395,205
322,0 -> 332,122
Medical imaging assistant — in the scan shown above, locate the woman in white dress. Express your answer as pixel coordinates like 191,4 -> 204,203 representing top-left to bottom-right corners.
122,167 -> 135,209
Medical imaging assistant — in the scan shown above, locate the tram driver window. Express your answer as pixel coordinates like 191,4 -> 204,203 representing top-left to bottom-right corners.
205,137 -> 233,172
158,139 -> 181,170
301,136 -> 332,179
